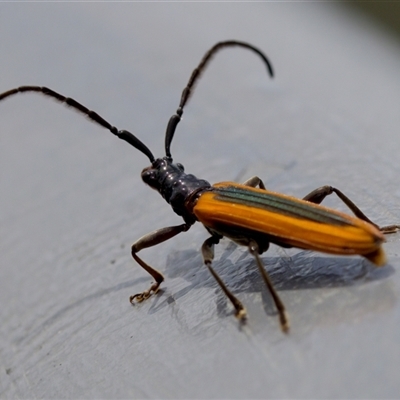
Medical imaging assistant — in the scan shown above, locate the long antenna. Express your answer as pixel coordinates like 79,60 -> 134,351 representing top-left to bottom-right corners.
165,40 -> 274,159
0,86 -> 155,163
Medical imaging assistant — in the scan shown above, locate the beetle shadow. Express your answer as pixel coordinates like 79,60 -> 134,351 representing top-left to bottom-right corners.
147,241 -> 395,317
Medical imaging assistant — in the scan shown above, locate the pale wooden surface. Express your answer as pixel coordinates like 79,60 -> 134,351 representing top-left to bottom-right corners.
1,3 -> 400,398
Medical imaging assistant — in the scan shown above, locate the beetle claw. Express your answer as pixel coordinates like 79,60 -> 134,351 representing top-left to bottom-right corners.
235,307 -> 247,321
130,282 -> 160,304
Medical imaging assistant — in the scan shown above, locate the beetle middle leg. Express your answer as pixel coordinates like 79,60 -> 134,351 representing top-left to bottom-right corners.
249,240 -> 290,333
201,235 -> 247,320
130,223 -> 191,303
303,185 -> 400,234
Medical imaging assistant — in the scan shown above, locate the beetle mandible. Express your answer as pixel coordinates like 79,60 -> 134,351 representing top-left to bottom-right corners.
1,40 -> 399,332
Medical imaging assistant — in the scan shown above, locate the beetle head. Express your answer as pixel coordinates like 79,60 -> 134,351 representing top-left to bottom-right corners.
141,157 -> 185,192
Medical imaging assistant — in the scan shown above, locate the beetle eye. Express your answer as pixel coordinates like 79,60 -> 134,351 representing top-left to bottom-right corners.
176,163 -> 184,171
141,168 -> 159,188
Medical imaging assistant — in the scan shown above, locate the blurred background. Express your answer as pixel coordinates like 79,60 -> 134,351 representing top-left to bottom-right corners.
352,2 -> 400,38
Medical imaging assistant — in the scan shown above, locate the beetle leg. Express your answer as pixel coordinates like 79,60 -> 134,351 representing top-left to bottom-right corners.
201,236 -> 247,320
303,185 -> 400,234
242,176 -> 266,189
248,241 -> 290,333
130,223 -> 191,303
377,225 -> 400,234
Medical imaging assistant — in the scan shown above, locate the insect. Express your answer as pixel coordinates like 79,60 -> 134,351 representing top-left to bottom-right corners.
1,40 -> 399,332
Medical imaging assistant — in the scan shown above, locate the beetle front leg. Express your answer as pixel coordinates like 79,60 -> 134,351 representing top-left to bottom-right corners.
249,241 -> 289,333
242,176 -> 266,189
303,185 -> 400,234
130,223 -> 191,303
201,236 -> 247,320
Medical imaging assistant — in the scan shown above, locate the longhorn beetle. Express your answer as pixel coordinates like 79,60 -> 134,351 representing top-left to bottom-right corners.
1,40 -> 399,332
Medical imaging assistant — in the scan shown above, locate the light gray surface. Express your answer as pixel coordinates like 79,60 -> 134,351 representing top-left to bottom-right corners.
1,3 -> 400,399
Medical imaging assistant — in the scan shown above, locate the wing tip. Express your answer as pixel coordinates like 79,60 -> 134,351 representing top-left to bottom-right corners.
364,247 -> 387,266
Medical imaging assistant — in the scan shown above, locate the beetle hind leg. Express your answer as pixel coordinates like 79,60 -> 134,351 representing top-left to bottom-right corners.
303,185 -> 400,234
201,236 -> 247,320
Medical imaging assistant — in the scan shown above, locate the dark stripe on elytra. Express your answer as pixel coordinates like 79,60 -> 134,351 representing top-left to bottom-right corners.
213,185 -> 351,226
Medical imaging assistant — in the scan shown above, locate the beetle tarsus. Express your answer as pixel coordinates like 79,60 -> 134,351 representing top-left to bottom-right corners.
235,307 -> 247,321
379,224 -> 400,234
130,282 -> 161,304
